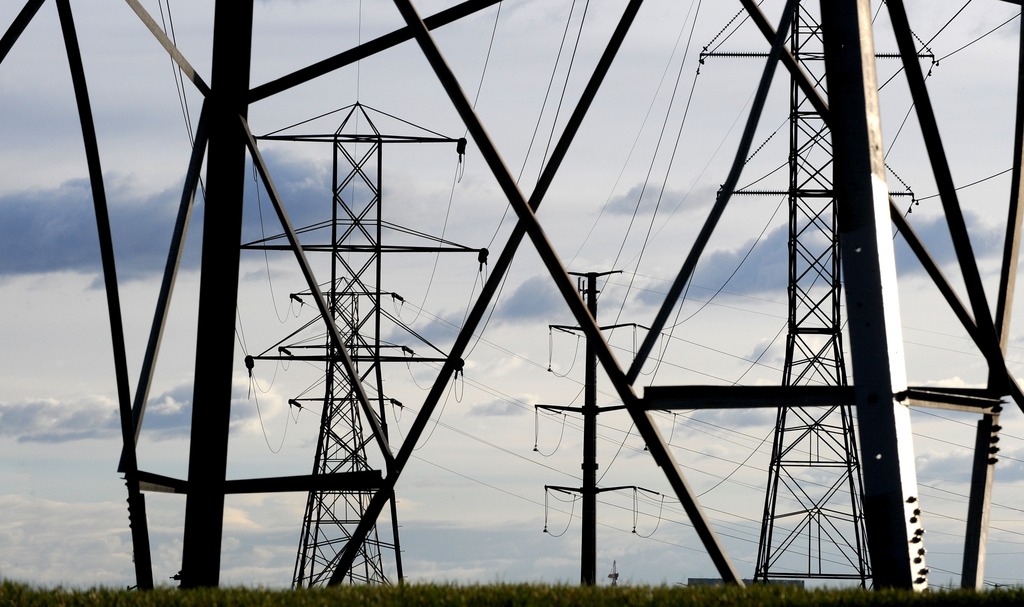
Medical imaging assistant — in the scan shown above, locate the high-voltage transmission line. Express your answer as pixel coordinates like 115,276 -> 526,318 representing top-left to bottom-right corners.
10,0 -> 1024,592
243,104 -> 479,586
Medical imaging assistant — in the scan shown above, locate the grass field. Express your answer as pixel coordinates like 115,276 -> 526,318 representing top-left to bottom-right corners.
3,581 -> 1024,606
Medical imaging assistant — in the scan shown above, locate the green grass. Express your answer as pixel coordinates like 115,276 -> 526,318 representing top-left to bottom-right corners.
2,580 -> 1023,606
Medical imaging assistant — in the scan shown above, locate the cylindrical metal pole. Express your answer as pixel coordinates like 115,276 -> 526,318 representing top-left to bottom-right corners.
581,273 -> 598,585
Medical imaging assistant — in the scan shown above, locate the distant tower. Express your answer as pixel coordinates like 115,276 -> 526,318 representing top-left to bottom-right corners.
753,3 -> 871,585
245,104 -> 475,586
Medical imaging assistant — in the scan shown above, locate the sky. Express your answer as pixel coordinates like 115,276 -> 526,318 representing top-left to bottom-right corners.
2,0 -> 1024,591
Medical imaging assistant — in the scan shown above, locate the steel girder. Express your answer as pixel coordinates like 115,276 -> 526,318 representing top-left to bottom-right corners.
5,0 -> 1022,591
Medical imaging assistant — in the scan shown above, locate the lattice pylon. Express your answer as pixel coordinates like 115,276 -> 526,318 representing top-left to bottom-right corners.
292,107 -> 397,587
754,2 -> 871,586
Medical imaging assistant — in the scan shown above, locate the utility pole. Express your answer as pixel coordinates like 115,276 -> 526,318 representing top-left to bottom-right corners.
540,270 -> 647,586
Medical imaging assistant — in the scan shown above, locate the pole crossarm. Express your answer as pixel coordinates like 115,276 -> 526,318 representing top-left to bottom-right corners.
537,403 -> 627,415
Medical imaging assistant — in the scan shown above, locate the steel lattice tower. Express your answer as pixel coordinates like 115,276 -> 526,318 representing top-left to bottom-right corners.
21,0 -> 1023,591
293,284 -> 394,586
754,2 -> 871,585
243,104 -> 473,587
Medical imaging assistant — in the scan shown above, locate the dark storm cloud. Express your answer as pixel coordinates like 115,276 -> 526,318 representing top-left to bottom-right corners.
0,149 -> 331,280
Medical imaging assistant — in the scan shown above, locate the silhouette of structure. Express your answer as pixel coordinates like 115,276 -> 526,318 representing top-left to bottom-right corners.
750,3 -> 871,585
538,270 -> 650,585
243,104 -> 477,586
6,0 -> 1021,592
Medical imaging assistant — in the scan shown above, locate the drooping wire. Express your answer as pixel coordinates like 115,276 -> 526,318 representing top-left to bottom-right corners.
406,3 -> 503,326
463,1 -> 503,141
399,154 -> 462,327
538,0 -> 593,171
633,489 -> 666,538
547,328 -> 581,377
565,2 -> 698,269
413,376 -> 455,450
696,429 -> 773,498
608,0 -> 704,274
158,0 -> 207,203
666,412 -> 679,444
596,422 -> 635,485
251,162 -> 295,323
453,365 -> 465,403
235,307 -> 289,453
543,489 -> 578,537
533,409 -> 569,457
646,193 -> 787,383
916,167 -> 1014,204
158,0 -> 194,146
248,375 -> 290,454
462,265 -> 511,360
921,0 -> 975,50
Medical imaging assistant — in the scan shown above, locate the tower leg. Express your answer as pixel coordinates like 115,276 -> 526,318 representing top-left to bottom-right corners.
180,0 -> 254,589
821,0 -> 924,590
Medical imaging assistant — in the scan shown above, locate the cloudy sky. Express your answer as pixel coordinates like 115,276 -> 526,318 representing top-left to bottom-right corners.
2,0 -> 1024,590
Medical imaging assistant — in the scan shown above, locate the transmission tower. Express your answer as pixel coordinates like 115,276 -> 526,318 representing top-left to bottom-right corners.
18,0 -> 1022,591
244,103 -> 477,586
752,3 -> 870,585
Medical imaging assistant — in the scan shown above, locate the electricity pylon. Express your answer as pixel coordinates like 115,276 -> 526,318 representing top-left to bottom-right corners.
751,3 -> 871,585
244,103 -> 479,586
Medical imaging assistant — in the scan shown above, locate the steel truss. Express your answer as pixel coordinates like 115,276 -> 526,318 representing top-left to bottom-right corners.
5,0 -> 1023,591
241,104 -> 474,586
753,2 -> 870,585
